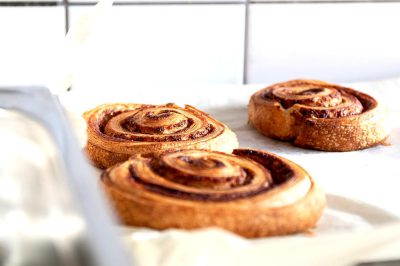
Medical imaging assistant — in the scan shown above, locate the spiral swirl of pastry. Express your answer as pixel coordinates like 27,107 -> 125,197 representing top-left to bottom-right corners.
249,79 -> 389,151
265,82 -> 364,118
84,103 -> 238,168
101,149 -> 326,237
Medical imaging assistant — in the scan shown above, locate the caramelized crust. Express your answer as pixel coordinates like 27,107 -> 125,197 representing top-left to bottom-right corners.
248,79 -> 389,151
84,103 -> 239,168
101,149 -> 326,238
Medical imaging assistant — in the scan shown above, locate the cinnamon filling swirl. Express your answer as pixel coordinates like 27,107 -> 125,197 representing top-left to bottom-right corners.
263,81 -> 364,118
84,103 -> 239,168
101,148 -> 326,237
101,105 -> 215,142
104,149 -> 303,202
248,79 -> 387,152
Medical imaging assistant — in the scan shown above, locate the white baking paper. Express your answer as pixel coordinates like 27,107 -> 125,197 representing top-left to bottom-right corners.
60,77 -> 400,266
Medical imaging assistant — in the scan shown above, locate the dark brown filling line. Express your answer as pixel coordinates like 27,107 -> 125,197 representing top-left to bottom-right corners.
100,110 -> 216,142
122,117 -> 190,134
128,165 -> 271,201
126,150 -> 295,202
263,89 -> 342,110
98,109 -> 125,134
177,156 -> 226,169
296,88 -> 325,95
150,158 -> 250,189
145,110 -> 173,120
263,87 -> 365,118
232,149 -> 294,185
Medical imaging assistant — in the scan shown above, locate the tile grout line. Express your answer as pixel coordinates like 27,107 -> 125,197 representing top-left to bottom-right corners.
64,0 -> 72,90
242,0 -> 250,84
64,0 -> 69,34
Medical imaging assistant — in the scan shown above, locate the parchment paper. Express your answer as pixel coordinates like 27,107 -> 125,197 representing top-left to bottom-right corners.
60,77 -> 400,266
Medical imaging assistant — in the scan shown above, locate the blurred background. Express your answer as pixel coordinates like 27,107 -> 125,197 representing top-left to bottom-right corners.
1,0 -> 400,90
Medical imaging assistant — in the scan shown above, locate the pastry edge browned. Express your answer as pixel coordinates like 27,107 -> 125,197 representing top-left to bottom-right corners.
86,128 -> 239,169
103,181 -> 325,238
100,150 -> 326,238
248,80 -> 389,152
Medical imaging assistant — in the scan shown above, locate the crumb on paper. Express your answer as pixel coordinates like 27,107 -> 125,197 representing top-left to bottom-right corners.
380,138 -> 391,146
303,228 -> 316,237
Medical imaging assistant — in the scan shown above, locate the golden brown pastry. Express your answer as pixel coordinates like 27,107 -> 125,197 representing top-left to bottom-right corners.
84,103 -> 238,168
101,148 -> 326,238
248,79 -> 389,151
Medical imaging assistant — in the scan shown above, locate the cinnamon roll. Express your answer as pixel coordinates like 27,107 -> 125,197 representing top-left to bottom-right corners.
248,79 -> 389,151
84,103 -> 238,168
101,149 -> 326,238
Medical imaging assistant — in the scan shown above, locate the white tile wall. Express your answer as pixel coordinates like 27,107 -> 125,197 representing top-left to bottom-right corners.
70,5 -> 245,92
1,3 -> 399,89
247,3 -> 400,84
0,7 -> 65,86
